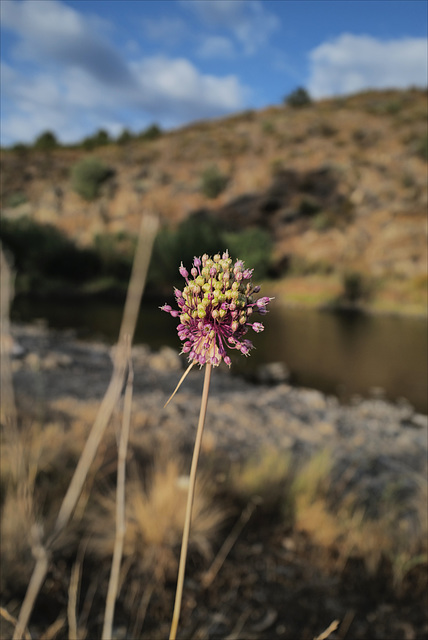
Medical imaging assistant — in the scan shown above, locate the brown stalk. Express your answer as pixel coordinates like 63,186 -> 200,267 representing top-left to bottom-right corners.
13,214 -> 158,640
102,342 -> 134,639
169,362 -> 212,640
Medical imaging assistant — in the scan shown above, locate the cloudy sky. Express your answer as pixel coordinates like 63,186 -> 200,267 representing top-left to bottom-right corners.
1,0 -> 427,146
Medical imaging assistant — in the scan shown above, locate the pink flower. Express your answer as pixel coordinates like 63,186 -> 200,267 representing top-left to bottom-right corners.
161,252 -> 273,367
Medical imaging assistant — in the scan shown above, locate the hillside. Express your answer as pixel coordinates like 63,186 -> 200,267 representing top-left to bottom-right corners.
1,88 -> 427,312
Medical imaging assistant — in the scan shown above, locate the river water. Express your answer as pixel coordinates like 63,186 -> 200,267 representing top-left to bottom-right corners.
11,296 -> 428,414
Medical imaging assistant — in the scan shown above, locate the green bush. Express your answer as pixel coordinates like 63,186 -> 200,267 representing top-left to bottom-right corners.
139,123 -> 162,141
311,211 -> 335,232
284,87 -> 312,108
262,120 -> 275,135
33,130 -> 58,150
149,213 -> 224,288
71,157 -> 114,200
414,134 -> 428,162
148,215 -> 274,288
299,196 -> 321,217
200,165 -> 229,199
94,232 -> 136,280
81,129 -> 111,150
341,270 -> 372,303
223,228 -> 273,279
116,128 -> 133,145
6,192 -> 28,208
0,217 -> 101,284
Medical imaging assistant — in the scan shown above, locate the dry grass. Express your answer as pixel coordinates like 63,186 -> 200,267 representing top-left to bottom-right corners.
86,457 -> 226,585
226,446 -> 427,592
291,450 -> 428,586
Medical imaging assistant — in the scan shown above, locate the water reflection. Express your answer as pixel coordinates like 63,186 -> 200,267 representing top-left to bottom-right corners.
11,296 -> 428,414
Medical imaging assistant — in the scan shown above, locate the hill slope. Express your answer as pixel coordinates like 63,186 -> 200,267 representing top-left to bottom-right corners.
1,88 -> 427,311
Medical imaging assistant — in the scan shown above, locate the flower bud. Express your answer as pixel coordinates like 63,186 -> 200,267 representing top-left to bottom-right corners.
179,263 -> 188,278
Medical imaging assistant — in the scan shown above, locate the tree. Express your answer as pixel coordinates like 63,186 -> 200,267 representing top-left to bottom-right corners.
284,87 -> 312,108
34,130 -> 58,150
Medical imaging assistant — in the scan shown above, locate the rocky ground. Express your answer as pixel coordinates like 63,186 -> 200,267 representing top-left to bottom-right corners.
3,323 -> 428,639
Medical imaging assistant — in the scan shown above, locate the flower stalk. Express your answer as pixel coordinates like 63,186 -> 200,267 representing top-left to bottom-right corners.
163,252 -> 273,638
169,363 -> 212,640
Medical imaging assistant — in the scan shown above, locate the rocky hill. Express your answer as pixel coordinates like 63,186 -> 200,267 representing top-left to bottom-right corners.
1,88 -> 427,309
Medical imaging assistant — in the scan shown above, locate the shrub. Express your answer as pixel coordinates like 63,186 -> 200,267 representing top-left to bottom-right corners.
148,212 -> 224,288
200,165 -> 229,199
341,270 -> 372,303
414,134 -> 428,162
81,129 -> 111,150
71,157 -> 114,200
284,87 -> 312,108
311,211 -> 335,232
299,196 -> 321,217
223,227 -> 273,279
6,192 -> 28,208
261,120 -> 275,135
33,130 -> 58,150
139,123 -> 162,141
11,143 -> 29,154
0,217 -> 101,283
94,232 -> 136,280
116,128 -> 133,145
148,215 -> 274,289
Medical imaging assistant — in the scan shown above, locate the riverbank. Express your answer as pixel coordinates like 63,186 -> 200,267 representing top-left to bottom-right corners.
8,321 -> 427,471
264,274 -> 428,318
2,323 -> 427,639
9,269 -> 428,320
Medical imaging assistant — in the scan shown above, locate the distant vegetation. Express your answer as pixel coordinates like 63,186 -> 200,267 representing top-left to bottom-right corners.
1,87 -> 426,313
4,122 -> 163,151
284,87 -> 313,108
33,130 -> 59,151
150,213 -> 273,289
199,165 -> 229,199
71,157 -> 115,201
0,215 -> 274,296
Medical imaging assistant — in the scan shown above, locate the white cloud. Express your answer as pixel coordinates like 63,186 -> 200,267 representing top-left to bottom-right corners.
0,0 -> 248,145
181,0 -> 279,55
308,34 -> 428,98
131,56 -> 246,119
1,0 -> 135,87
197,36 -> 236,59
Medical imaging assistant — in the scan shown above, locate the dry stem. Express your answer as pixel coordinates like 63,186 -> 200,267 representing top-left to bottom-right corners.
12,215 -> 158,640
169,363 -> 213,640
102,344 -> 134,639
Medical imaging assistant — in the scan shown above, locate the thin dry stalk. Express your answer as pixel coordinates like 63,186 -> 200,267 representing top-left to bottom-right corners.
68,555 -> 83,640
0,245 -> 17,432
169,363 -> 212,640
314,619 -> 340,640
39,616 -> 66,640
102,346 -> 134,640
202,501 -> 256,589
13,214 -> 159,640
130,584 -> 154,639
13,532 -> 49,640
0,607 -> 31,640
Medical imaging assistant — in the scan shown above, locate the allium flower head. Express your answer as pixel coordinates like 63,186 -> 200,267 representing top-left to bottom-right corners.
161,251 -> 273,367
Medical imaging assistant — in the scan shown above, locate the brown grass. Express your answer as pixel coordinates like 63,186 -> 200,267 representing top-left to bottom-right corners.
86,457 -> 226,584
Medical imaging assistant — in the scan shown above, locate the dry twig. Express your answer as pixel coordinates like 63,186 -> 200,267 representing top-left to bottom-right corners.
13,215 -> 158,640
102,342 -> 134,639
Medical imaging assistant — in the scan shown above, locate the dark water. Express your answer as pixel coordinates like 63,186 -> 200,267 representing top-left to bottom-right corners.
11,296 -> 428,414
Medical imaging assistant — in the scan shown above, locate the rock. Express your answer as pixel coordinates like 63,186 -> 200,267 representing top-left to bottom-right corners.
149,346 -> 182,372
9,322 -> 427,531
253,362 -> 290,384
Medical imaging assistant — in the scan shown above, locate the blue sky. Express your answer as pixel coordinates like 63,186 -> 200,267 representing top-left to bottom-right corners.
1,0 -> 427,146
